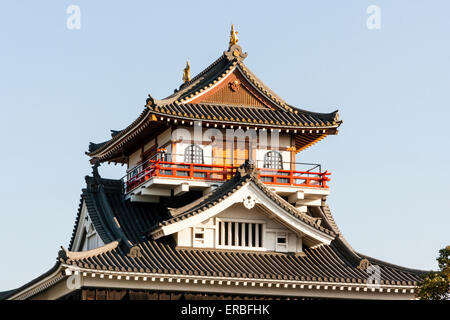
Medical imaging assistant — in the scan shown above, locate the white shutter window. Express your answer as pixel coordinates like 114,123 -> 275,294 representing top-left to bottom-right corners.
217,219 -> 264,250
276,232 -> 288,252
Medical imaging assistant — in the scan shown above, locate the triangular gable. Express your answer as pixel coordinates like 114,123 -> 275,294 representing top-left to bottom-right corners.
188,67 -> 279,109
70,200 -> 105,252
161,45 -> 293,112
88,44 -> 342,164
150,168 -> 334,245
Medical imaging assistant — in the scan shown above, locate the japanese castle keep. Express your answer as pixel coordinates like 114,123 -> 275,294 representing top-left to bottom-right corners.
1,27 -> 424,300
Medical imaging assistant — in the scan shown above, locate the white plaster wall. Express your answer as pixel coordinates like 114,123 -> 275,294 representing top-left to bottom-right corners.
78,210 -> 105,252
177,227 -> 192,247
288,233 -> 297,252
175,203 -> 303,253
128,149 -> 141,169
157,128 -> 172,146
218,204 -> 279,228
204,228 -> 215,247
175,142 -> 213,164
296,236 -> 303,253
265,231 -> 276,251
82,232 -> 104,251
255,149 -> 291,170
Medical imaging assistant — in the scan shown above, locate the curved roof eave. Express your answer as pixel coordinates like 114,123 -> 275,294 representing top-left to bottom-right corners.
87,45 -> 342,162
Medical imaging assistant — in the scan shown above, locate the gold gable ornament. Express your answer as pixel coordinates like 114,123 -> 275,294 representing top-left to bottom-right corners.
229,24 -> 239,48
224,25 -> 248,62
182,60 -> 191,83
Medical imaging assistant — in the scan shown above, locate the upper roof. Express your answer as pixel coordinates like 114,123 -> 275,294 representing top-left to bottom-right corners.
87,36 -> 342,163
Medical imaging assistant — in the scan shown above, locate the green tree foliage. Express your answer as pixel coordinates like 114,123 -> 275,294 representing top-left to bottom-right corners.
417,246 -> 450,300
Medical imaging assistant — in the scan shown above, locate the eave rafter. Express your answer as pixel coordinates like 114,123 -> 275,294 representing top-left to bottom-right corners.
58,264 -> 418,299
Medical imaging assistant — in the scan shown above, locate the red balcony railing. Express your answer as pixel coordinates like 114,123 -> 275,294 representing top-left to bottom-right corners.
123,155 -> 330,194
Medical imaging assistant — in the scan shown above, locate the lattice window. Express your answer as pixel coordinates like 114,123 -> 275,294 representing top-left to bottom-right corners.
263,151 -> 283,169
218,220 -> 263,248
184,144 -> 204,164
276,232 -> 288,252
193,227 -> 205,246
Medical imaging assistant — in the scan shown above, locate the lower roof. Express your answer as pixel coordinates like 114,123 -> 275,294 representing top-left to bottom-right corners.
1,169 -> 425,300
61,236 -> 421,286
62,170 -> 423,286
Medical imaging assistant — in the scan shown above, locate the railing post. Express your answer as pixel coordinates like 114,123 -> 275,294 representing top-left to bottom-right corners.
322,171 -> 328,188
290,165 -> 294,186
155,160 -> 160,177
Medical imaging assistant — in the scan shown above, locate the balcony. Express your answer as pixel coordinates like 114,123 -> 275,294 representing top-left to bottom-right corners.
122,153 -> 330,204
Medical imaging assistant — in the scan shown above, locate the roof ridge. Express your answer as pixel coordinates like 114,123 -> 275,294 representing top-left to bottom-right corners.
169,192 -> 214,217
237,62 -> 289,110
60,241 -> 119,261
360,253 -> 428,275
180,55 -> 228,90
154,55 -> 233,106
319,204 -> 343,235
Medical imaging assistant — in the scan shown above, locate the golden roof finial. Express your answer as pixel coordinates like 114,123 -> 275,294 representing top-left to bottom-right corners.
229,24 -> 239,48
182,60 -> 190,83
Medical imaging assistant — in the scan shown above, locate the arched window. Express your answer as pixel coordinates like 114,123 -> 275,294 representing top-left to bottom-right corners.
263,151 -> 283,169
184,144 -> 204,164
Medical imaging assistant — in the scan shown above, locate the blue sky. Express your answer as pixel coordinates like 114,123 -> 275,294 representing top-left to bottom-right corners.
0,1 -> 449,290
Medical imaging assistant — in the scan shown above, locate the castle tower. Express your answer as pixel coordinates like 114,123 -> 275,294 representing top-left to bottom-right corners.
2,27 -> 423,300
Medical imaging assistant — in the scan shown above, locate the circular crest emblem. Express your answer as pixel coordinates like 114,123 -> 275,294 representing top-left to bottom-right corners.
243,195 -> 256,209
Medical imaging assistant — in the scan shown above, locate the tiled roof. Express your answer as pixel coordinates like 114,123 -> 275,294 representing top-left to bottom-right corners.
61,236 -> 421,285
149,103 -> 338,128
87,44 -> 341,160
61,169 -> 422,286
68,171 -> 195,252
0,262 -> 61,300
2,169 -> 425,300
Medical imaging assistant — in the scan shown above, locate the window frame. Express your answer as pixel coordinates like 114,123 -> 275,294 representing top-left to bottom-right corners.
184,144 -> 204,164
193,227 -> 206,247
275,231 -> 288,252
215,218 -> 266,251
263,150 -> 283,170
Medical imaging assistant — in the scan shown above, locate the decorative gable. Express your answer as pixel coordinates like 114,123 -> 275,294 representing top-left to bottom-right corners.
150,163 -> 334,252
189,69 -> 277,109
71,201 -> 105,252
176,202 -> 304,253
